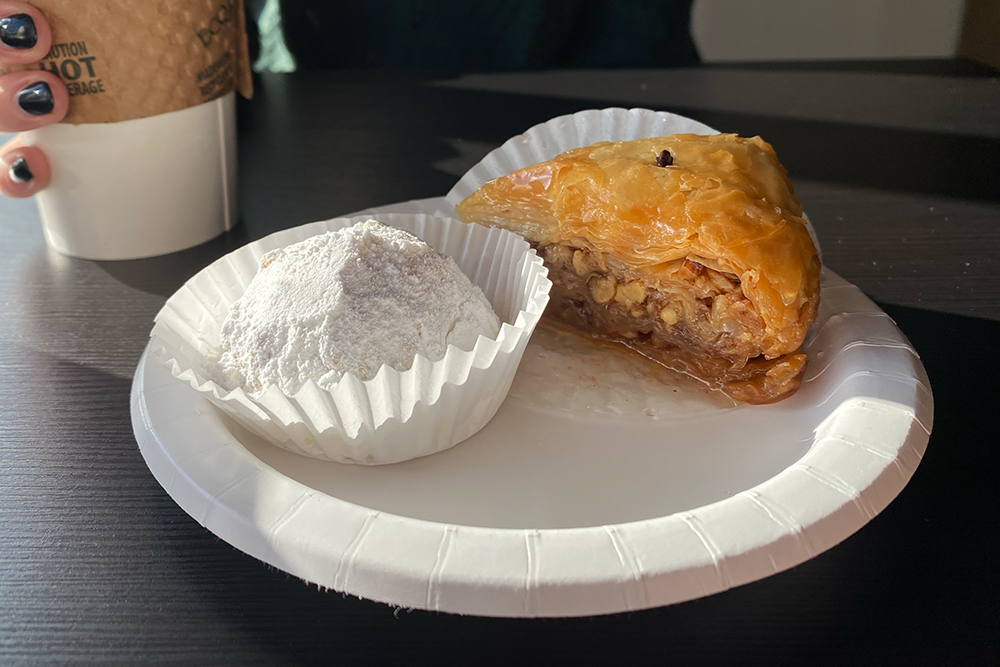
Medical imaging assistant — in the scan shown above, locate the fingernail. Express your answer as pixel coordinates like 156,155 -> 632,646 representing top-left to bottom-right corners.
9,158 -> 33,184
0,14 -> 37,49
17,82 -> 54,116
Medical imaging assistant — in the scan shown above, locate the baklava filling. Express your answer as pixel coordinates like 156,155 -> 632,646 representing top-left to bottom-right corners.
538,240 -> 806,403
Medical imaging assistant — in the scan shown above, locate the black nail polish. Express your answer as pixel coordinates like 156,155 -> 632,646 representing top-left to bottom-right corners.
0,14 -> 37,49
9,158 -> 33,184
17,82 -> 54,116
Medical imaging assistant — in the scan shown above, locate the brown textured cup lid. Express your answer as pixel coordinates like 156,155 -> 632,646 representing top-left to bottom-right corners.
2,0 -> 253,124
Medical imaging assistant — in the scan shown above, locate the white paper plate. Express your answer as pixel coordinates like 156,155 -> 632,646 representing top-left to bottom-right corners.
132,194 -> 931,617
132,108 -> 931,616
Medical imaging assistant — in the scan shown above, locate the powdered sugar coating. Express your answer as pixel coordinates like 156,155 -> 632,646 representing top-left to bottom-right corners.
215,220 -> 500,397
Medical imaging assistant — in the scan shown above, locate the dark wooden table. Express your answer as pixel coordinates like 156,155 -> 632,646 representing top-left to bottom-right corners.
2,63 -> 998,665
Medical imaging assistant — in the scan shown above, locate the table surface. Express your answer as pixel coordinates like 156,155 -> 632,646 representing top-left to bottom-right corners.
1,62 -> 998,665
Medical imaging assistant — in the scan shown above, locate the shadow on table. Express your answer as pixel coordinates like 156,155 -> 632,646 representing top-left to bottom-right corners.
0,347 -> 207,660
92,223 -> 254,299
146,303 -> 997,665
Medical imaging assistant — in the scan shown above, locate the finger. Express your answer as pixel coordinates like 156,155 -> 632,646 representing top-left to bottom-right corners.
0,69 -> 66,132
0,141 -> 50,197
0,2 -> 51,64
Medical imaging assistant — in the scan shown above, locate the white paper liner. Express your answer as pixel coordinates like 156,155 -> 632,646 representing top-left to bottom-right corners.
149,213 -> 551,465
441,107 -> 822,256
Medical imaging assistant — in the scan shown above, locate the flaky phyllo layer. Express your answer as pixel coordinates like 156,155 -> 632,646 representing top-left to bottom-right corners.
456,134 -> 821,403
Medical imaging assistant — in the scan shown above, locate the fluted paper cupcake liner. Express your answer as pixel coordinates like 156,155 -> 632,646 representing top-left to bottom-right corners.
149,213 -> 551,465
442,107 -> 821,255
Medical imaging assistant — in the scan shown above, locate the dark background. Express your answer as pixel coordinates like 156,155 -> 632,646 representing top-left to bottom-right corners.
249,0 -> 700,72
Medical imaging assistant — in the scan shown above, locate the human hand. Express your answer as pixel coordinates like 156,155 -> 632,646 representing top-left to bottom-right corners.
0,1 -> 68,198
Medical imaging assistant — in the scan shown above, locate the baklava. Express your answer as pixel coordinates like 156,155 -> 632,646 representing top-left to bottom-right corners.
455,134 -> 820,403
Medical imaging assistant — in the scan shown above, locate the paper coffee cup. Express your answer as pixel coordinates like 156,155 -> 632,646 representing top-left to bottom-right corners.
4,0 -> 253,260
21,93 -> 238,260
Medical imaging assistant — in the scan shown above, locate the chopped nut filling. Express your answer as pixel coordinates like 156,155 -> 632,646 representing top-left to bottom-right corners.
538,241 -> 806,403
